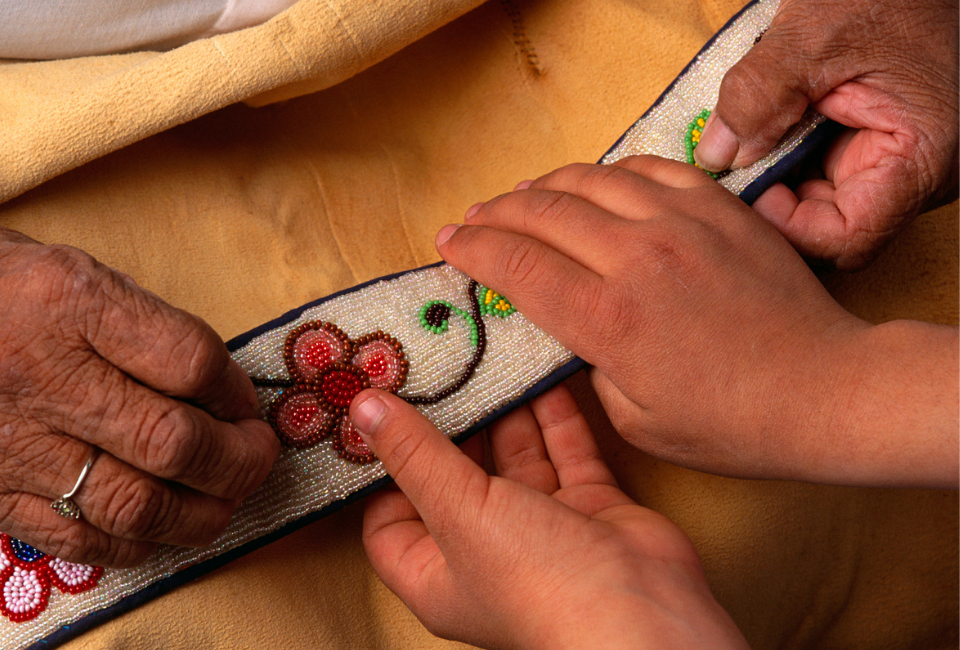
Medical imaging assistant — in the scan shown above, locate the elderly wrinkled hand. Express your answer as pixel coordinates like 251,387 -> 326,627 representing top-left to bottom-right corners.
353,384 -> 749,650
694,0 -> 959,270
0,228 -> 279,567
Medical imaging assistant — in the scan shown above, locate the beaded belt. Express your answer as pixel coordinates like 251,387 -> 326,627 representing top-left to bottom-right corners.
2,0 -> 837,647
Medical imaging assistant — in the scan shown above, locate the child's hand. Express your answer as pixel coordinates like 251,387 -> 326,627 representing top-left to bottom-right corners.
352,384 -> 749,650
435,156 -> 958,488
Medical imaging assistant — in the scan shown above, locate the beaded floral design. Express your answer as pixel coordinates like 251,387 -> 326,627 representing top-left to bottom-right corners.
261,322 -> 408,463
252,280 -> 517,463
478,285 -> 516,319
0,534 -> 102,623
407,280 -> 507,405
684,108 -> 719,178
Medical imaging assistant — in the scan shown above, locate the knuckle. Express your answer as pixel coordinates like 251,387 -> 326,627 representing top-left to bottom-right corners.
31,529 -> 95,565
38,527 -> 155,568
214,439 -> 270,498
138,406 -> 204,478
609,154 -> 655,176
495,238 -> 546,290
542,162 -> 601,191
719,50 -> 809,138
0,434 -> 70,493
719,55 -> 769,109
154,316 -> 227,395
518,191 -> 577,230
576,162 -> 625,194
24,245 -> 103,310
3,502 -> 132,567
622,155 -> 708,187
100,475 -> 179,540
544,161 -> 634,199
32,357 -> 112,426
33,527 -> 118,567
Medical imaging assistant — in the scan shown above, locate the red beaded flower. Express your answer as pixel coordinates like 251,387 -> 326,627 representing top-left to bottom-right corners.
268,321 -> 408,463
0,534 -> 103,623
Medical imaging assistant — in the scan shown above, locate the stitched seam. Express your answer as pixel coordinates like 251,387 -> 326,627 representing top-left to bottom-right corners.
500,0 -> 543,76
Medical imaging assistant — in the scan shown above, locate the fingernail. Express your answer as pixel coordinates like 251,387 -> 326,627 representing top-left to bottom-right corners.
694,114 -> 739,172
465,203 -> 484,220
435,224 -> 461,249
513,179 -> 533,191
351,394 -> 387,443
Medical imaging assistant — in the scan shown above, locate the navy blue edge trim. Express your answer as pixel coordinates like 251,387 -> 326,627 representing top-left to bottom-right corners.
33,0 -> 846,643
31,262 -> 585,650
737,119 -> 843,205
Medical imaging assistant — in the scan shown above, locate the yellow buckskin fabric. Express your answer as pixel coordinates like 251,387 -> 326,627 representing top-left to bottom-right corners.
0,0 -> 956,648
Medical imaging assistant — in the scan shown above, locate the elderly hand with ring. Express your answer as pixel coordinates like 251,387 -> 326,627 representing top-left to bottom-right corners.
0,228 -> 279,567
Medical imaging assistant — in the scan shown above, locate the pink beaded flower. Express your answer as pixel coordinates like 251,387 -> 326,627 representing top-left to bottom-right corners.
267,321 -> 408,463
0,534 -> 103,623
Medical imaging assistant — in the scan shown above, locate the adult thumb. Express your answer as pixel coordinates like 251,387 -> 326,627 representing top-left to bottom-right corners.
694,20 -> 823,172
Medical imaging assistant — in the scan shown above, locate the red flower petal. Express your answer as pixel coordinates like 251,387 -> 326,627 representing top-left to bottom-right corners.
332,417 -> 376,464
352,333 -> 408,392
284,322 -> 351,382
269,387 -> 335,448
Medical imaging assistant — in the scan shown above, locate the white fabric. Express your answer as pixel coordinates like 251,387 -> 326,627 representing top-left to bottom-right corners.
0,0 -> 299,59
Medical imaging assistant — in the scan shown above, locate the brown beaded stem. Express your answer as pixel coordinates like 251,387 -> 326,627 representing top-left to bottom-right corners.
267,382 -> 334,448
250,377 -> 295,388
252,280 -> 487,407
405,280 -> 485,405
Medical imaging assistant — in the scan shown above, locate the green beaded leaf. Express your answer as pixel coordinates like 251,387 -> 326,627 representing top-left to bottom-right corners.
418,300 -> 453,334
684,108 -> 718,179
477,285 -> 516,319
418,298 -> 479,346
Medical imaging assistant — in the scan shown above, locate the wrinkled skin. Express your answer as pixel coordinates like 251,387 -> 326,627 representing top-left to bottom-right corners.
354,385 -> 750,650
0,228 -> 278,567
694,0 -> 959,269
